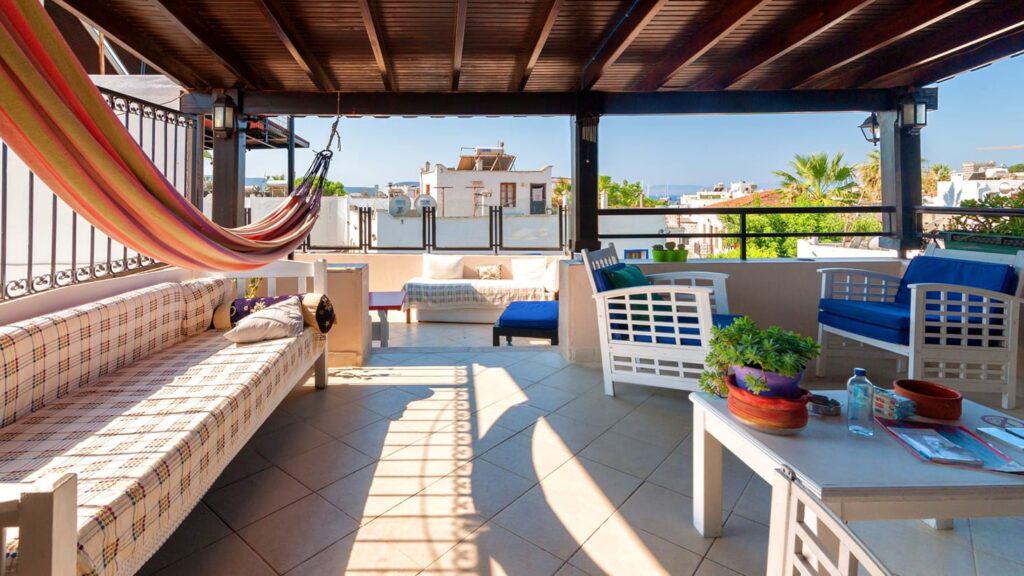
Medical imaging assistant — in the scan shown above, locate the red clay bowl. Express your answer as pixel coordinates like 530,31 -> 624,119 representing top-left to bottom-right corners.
893,379 -> 962,420
725,376 -> 811,435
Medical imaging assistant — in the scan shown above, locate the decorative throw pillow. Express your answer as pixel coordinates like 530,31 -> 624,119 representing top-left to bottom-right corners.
213,293 -> 335,334
422,254 -> 464,279
224,296 -> 304,343
604,264 -> 650,289
477,264 -> 502,280
542,259 -> 560,293
510,258 -> 547,283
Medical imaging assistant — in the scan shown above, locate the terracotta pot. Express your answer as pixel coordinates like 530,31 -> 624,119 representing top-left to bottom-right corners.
893,379 -> 963,420
733,366 -> 804,398
725,376 -> 811,434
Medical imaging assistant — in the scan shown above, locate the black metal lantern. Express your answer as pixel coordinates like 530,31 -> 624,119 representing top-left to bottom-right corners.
859,113 -> 880,145
899,93 -> 927,133
212,94 -> 236,139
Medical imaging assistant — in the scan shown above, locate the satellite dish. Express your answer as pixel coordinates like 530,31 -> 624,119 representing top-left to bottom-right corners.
999,182 -> 1014,193
414,194 -> 438,212
388,194 -> 411,217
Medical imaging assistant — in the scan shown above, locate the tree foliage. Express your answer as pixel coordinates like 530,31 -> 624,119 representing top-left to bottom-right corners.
599,175 -> 667,208
298,176 -> 346,196
921,163 -> 951,197
551,178 -> 571,208
774,152 -> 856,203
1009,163 -> 1024,173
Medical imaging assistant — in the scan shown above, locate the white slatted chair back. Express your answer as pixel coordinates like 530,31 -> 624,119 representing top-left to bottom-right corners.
770,470 -> 891,576
646,271 -> 731,314
210,258 -> 328,296
924,243 -> 1024,297
581,243 -> 620,294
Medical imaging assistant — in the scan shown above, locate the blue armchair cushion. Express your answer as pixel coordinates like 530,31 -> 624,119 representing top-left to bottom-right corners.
895,256 -> 1017,305
592,262 -> 626,293
819,299 -> 911,331
497,301 -> 558,331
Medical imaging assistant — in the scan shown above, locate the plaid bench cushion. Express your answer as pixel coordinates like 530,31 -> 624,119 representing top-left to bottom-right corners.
0,328 -> 324,576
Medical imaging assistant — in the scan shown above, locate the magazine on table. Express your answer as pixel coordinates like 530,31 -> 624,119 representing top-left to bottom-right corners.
878,418 -> 1024,474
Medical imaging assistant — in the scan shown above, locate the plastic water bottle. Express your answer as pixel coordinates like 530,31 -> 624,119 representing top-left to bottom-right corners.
847,368 -> 875,437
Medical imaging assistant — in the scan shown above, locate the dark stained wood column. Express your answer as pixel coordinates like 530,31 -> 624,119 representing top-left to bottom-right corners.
573,112 -> 600,252
878,109 -> 922,255
212,96 -> 245,228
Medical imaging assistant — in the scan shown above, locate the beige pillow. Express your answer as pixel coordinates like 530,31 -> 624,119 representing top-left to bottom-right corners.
422,254 -> 464,279
224,296 -> 304,343
477,264 -> 502,280
511,258 -> 547,283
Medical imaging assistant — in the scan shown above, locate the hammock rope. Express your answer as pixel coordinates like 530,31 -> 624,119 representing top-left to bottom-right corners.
0,0 -> 331,271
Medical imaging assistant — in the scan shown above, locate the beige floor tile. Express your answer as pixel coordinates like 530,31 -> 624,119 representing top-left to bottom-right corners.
579,430 -> 673,478
318,463 -> 427,521
531,350 -> 572,370
647,442 -> 753,511
283,387 -> 358,418
975,550 -> 1024,576
475,398 -> 550,433
524,413 -> 610,453
249,421 -> 334,465
554,393 -> 637,429
357,387 -> 422,417
731,476 -> 771,526
278,440 -> 376,490
152,534 -> 275,576
481,432 -> 575,482
284,529 -> 422,575
610,406 -> 690,450
468,367 -> 533,407
693,559 -> 744,576
139,503 -> 231,574
357,512 -> 487,567
204,466 -> 311,530
503,361 -> 565,385
381,424 -> 517,471
238,493 -> 359,573
341,418 -> 441,459
554,564 -> 590,576
848,518 -> 975,576
705,514 -> 770,576
520,383 -> 579,412
568,512 -> 703,576
306,403 -> 385,439
210,447 -> 272,491
970,516 -> 1024,565
618,482 -> 715,556
538,365 -> 604,396
423,522 -> 564,575
252,405 -> 305,437
412,459 -> 535,520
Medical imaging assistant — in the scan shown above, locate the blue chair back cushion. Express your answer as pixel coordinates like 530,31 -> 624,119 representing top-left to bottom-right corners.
592,262 -> 626,293
497,301 -> 558,331
895,256 -> 1017,305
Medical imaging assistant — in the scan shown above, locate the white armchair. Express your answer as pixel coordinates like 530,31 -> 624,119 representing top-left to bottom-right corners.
817,244 -> 1024,408
582,244 -> 733,396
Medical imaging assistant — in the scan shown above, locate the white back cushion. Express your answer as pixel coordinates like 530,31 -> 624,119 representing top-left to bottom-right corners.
511,258 -> 548,283
422,254 -> 465,279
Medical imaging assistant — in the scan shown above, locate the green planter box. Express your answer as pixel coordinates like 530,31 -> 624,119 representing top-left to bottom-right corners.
942,231 -> 1024,255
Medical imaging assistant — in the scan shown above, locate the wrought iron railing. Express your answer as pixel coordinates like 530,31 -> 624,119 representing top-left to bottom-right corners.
0,88 -> 201,300
598,205 -> 897,260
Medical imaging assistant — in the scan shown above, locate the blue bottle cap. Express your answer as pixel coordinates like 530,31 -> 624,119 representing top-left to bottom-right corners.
854,368 -> 867,376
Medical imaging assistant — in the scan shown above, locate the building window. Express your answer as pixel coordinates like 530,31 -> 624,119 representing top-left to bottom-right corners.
500,182 -> 516,207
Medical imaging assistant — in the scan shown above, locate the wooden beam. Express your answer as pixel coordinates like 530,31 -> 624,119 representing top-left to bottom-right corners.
891,29 -> 1024,87
847,3 -> 1024,88
512,0 -> 564,91
216,89 -> 899,117
53,0 -> 210,89
253,0 -> 335,91
635,0 -> 771,91
452,0 -> 468,91
355,0 -> 394,91
152,1 -> 265,89
581,0 -> 669,90
766,0 -> 981,89
689,0 -> 876,91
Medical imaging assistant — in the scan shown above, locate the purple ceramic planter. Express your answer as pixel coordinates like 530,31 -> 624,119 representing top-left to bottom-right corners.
732,365 -> 804,398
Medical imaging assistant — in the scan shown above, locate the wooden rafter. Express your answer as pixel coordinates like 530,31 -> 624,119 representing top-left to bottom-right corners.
511,0 -> 563,91
356,0 -> 394,91
689,0 -> 875,91
152,0 -> 264,89
253,0 -> 335,92
635,0 -> 771,91
452,0 -> 468,91
53,0 -> 210,89
581,0 -> 669,90
897,29 -> 1024,87
768,0 -> 982,89
847,3 -> 1024,88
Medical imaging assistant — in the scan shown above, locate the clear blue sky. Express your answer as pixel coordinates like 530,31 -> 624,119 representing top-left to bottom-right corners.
245,55 -> 1024,190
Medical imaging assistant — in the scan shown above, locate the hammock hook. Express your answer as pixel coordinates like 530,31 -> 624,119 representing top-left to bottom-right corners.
324,92 -> 342,153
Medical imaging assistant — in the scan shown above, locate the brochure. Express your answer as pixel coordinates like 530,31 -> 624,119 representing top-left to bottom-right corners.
878,418 -> 1024,474
890,427 -> 983,466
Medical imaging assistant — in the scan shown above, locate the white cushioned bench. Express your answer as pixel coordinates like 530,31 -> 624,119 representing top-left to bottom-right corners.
0,262 -> 327,575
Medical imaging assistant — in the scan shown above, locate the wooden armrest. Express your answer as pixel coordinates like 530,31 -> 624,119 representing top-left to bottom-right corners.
593,285 -> 713,301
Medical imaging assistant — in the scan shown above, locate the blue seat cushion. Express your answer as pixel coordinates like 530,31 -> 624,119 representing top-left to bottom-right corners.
819,299 -> 911,331
819,310 -> 909,345
497,301 -> 558,331
895,256 -> 1017,305
592,262 -> 626,293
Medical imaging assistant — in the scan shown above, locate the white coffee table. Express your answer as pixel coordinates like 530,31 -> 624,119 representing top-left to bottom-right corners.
691,391 -> 1024,571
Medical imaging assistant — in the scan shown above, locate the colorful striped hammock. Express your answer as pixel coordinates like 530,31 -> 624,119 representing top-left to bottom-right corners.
0,0 -> 324,271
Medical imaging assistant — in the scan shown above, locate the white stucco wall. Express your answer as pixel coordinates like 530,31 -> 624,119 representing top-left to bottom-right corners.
420,165 -> 553,217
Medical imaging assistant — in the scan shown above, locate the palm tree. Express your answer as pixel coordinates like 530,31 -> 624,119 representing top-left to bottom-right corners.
921,163 -> 951,197
856,150 -> 882,204
774,152 -> 856,203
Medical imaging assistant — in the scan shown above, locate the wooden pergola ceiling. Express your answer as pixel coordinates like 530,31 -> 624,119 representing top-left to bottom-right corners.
51,0 -> 1024,95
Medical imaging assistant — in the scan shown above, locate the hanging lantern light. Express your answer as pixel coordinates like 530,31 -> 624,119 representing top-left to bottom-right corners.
859,113 -> 880,145
212,94 -> 236,139
899,93 -> 927,134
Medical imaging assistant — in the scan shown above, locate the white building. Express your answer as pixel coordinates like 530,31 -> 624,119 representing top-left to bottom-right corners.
932,162 -> 1024,207
419,145 -> 552,217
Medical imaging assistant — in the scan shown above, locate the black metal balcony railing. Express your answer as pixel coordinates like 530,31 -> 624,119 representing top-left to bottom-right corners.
0,88 -> 201,301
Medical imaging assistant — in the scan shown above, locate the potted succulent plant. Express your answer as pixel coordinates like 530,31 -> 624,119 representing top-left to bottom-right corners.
651,243 -> 668,262
665,241 -> 681,262
699,316 -> 820,398
676,245 -> 688,262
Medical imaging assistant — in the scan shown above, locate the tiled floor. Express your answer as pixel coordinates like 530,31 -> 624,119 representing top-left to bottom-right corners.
376,312 -> 555,349
141,349 -> 1024,576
